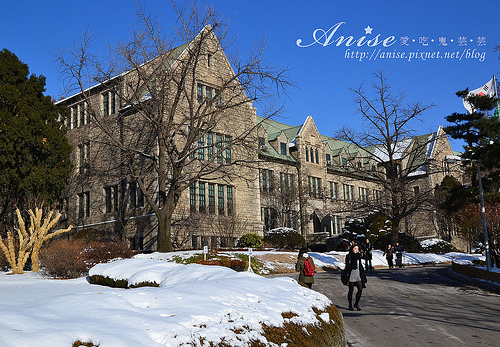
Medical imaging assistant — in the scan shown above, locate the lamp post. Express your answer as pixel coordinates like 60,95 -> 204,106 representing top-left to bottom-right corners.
445,155 -> 491,271
476,163 -> 492,271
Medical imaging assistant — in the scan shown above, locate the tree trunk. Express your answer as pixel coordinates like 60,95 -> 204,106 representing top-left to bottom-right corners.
157,197 -> 177,252
391,218 -> 400,245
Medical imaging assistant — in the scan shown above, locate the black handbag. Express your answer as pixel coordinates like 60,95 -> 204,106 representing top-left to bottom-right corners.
340,269 -> 349,285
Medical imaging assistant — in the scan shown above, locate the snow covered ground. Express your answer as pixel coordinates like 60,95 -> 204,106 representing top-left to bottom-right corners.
312,249 -> 487,269
0,256 -> 331,347
0,249 -> 492,346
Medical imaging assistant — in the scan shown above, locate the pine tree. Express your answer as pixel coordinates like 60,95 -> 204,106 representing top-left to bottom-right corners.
0,49 -> 72,226
445,88 -> 500,174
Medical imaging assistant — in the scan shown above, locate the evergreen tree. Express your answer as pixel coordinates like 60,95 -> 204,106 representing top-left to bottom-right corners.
445,88 -> 500,178
0,49 -> 72,228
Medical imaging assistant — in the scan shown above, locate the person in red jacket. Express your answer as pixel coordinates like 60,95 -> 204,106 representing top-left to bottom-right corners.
296,247 -> 315,289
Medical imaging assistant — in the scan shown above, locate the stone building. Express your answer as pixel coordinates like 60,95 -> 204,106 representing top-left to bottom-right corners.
57,28 -> 463,251
257,116 -> 463,249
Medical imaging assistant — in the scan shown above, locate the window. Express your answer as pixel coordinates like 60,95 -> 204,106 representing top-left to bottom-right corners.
334,216 -> 343,234
315,149 -> 319,164
413,186 -> 420,195
342,157 -> 347,166
129,181 -> 144,209
207,53 -> 213,67
102,92 -> 109,116
343,184 -> 355,200
78,191 -> 90,218
305,146 -> 309,162
258,137 -> 266,148
443,160 -> 451,176
218,185 -> 225,215
310,148 -> 314,163
197,84 -> 204,103
102,91 -> 116,116
262,207 -> 277,231
190,131 -> 231,163
216,134 -> 223,164
358,187 -> 368,202
78,142 -> 90,174
330,182 -> 334,198
261,169 -> 273,192
208,183 -> 215,214
189,182 -> 233,216
79,103 -> 85,126
374,189 -> 383,201
199,182 -> 206,213
197,136 -> 205,160
66,110 -> 72,130
308,176 -> 322,198
326,153 -> 331,165
72,105 -> 78,128
197,83 -> 216,104
227,186 -> 233,215
207,132 -> 213,161
104,186 -> 118,213
225,135 -> 232,163
280,142 -> 287,155
190,183 -> 196,212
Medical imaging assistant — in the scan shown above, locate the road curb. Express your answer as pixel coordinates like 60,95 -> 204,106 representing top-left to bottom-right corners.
445,267 -> 500,294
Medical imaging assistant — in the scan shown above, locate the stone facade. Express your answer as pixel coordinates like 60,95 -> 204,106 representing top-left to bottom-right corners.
257,117 -> 464,248
57,29 -> 463,251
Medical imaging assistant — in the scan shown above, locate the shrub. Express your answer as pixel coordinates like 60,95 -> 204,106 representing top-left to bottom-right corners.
0,241 -> 10,271
84,241 -> 136,268
421,239 -> 459,254
39,239 -> 88,278
263,228 -> 305,249
373,232 -> 423,253
237,233 -> 263,248
40,240 -> 135,279
88,275 -> 159,288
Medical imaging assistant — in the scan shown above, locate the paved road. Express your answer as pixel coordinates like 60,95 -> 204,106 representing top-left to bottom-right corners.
288,265 -> 500,346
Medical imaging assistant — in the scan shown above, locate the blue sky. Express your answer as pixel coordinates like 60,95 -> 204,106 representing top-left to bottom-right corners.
1,0 -> 499,151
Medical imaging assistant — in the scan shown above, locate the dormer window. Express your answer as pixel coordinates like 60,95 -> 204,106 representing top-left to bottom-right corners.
280,142 -> 287,155
326,153 -> 331,165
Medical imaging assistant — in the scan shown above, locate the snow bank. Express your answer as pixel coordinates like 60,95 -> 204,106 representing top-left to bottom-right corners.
0,258 -> 333,346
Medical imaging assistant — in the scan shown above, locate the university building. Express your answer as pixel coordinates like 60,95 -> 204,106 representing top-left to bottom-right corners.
57,28 -> 463,251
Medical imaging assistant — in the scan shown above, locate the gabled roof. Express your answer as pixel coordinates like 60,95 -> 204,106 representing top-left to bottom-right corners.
257,116 -> 302,141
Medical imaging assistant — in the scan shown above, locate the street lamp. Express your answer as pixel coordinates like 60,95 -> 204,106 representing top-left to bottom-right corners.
445,155 -> 492,271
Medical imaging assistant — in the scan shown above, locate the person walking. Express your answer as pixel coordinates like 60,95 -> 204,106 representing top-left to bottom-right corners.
384,244 -> 394,269
296,248 -> 315,289
363,238 -> 373,270
344,244 -> 367,311
395,242 -> 404,268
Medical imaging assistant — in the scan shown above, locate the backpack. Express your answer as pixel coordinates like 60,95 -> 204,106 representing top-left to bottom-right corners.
303,258 -> 314,276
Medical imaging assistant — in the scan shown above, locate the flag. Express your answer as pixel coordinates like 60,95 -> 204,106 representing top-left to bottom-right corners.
463,77 -> 496,114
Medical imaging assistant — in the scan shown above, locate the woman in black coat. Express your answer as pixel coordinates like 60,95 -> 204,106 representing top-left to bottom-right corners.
344,244 -> 367,311
363,238 -> 373,270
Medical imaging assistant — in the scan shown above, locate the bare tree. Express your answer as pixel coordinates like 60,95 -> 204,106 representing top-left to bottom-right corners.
56,2 -> 290,251
209,213 -> 250,249
337,71 -> 441,244
261,168 -> 299,229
